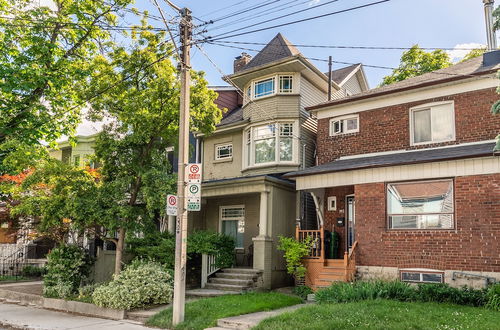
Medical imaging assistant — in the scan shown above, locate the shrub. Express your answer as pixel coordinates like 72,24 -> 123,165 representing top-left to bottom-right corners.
92,260 -> 173,310
277,236 -> 313,281
293,285 -> 313,299
21,265 -> 46,278
127,230 -> 235,269
315,281 -> 487,307
486,283 -> 500,311
43,245 -> 92,298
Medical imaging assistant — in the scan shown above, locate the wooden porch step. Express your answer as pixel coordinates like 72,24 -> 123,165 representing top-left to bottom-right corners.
325,259 -> 345,266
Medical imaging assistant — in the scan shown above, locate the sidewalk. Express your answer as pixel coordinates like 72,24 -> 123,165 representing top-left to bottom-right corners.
0,303 -> 152,330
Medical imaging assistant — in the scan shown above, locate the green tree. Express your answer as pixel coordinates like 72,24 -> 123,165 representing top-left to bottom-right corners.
381,45 -> 452,86
493,5 -> 500,31
85,27 -> 222,274
0,0 -> 132,169
460,48 -> 487,62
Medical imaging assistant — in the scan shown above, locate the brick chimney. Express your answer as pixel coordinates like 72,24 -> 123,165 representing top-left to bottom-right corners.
233,52 -> 252,73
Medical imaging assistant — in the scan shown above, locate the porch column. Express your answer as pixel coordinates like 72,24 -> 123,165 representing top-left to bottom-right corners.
253,190 -> 273,289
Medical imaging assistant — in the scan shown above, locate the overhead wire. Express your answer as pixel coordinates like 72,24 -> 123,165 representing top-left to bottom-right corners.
201,0 -> 282,26
197,0 -> 252,19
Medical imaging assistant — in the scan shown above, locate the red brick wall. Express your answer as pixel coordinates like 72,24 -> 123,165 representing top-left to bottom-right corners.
317,88 -> 500,164
324,186 -> 354,257
354,173 -> 500,272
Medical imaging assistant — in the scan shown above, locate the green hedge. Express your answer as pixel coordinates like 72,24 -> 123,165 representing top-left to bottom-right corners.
315,281 -> 497,308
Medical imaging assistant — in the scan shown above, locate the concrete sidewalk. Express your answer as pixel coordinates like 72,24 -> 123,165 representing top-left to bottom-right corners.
0,303 -> 152,330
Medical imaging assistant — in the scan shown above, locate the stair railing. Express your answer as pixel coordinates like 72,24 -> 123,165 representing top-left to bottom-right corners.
201,253 -> 220,288
0,245 -> 27,280
296,226 -> 324,261
343,240 -> 358,282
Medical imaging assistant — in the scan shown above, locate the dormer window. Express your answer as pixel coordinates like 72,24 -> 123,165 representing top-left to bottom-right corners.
329,114 -> 359,136
254,78 -> 275,98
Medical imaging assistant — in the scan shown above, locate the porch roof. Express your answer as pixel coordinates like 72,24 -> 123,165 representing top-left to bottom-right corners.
285,142 -> 497,178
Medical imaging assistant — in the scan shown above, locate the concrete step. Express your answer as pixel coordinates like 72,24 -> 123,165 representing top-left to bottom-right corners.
186,288 -> 240,298
205,327 -> 231,330
221,268 -> 262,275
209,278 -> 254,286
215,273 -> 256,280
205,283 -> 247,292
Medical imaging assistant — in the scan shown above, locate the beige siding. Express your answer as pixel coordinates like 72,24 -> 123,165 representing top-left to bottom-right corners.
343,74 -> 363,95
203,130 -> 244,181
300,115 -> 318,168
243,95 -> 300,122
299,76 -> 327,116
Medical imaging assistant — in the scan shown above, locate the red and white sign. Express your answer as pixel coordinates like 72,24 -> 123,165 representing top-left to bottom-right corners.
167,194 -> 177,216
187,163 -> 202,183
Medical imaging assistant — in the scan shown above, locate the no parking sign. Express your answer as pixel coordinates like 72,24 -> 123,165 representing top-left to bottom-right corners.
166,194 -> 177,216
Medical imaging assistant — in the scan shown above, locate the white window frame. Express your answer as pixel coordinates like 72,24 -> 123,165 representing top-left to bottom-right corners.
219,205 -> 245,249
243,121 -> 298,169
327,196 -> 337,211
409,101 -> 455,146
329,114 -> 359,136
215,143 -> 233,161
254,77 -> 275,98
244,74 -> 296,103
279,75 -> 293,93
400,270 -> 444,284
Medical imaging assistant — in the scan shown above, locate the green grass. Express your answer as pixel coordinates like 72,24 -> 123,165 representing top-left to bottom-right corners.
146,292 -> 302,329
254,299 -> 500,330
0,275 -> 28,282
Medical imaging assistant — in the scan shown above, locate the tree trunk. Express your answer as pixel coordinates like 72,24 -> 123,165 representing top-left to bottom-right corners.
114,227 -> 126,275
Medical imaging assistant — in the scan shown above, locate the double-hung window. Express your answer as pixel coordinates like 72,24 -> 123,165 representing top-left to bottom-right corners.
220,206 -> 245,249
215,143 -> 233,160
254,78 -> 275,98
247,122 -> 295,166
387,179 -> 454,230
329,115 -> 359,136
410,102 -> 455,145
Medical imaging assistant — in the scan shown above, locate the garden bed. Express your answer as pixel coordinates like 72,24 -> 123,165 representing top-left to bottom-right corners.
254,299 -> 500,329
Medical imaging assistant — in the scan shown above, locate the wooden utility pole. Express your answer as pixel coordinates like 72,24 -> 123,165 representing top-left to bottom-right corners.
328,55 -> 333,101
172,6 -> 192,326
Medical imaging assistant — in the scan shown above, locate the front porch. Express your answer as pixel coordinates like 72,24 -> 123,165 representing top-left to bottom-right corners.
297,226 -> 357,290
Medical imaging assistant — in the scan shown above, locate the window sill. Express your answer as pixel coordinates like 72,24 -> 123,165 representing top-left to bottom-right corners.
410,138 -> 455,147
329,131 -> 359,137
214,158 -> 233,164
242,162 -> 300,171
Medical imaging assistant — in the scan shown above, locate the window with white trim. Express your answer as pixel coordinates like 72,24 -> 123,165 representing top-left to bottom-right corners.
387,179 -> 454,230
410,102 -> 455,145
254,78 -> 275,98
279,75 -> 293,93
245,122 -> 296,167
329,115 -> 359,136
401,271 -> 443,283
220,206 -> 245,248
215,143 -> 232,160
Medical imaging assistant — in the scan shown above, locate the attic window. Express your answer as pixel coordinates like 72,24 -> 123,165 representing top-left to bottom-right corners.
254,78 -> 275,98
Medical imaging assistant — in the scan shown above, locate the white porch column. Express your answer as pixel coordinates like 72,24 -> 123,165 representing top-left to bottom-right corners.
253,190 -> 273,289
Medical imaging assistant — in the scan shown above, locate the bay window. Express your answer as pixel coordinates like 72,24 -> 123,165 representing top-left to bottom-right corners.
387,179 -> 454,230
245,122 -> 296,167
246,74 -> 295,102
254,78 -> 275,98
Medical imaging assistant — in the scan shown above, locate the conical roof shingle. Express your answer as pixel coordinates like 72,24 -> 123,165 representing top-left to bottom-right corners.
242,33 -> 301,70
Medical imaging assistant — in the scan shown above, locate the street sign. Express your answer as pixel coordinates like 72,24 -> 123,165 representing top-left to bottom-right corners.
187,163 -> 202,211
167,194 -> 177,216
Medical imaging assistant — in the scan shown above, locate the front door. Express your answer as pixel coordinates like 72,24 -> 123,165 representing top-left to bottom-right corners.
346,196 -> 355,250
220,205 -> 246,266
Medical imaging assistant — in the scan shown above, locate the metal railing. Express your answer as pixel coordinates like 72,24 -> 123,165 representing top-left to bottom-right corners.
201,253 -> 220,288
0,245 -> 27,280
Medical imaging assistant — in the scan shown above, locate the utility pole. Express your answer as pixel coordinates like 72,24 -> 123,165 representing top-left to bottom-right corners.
172,5 -> 192,326
327,55 -> 333,101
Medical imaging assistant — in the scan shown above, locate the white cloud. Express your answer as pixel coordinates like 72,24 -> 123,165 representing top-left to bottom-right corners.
447,43 -> 486,63
309,0 -> 321,6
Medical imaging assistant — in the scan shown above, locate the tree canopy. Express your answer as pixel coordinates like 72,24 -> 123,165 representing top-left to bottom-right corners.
380,45 -> 452,86
0,0 -> 132,172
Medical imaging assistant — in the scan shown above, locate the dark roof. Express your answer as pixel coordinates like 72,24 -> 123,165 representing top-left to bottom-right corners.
285,142 -> 496,178
325,64 -> 360,85
308,53 -> 500,111
242,33 -> 301,70
217,107 -> 244,127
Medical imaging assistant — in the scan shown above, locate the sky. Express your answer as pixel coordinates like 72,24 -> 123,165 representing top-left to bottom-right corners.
36,0 -> 496,136
128,0 -> 495,88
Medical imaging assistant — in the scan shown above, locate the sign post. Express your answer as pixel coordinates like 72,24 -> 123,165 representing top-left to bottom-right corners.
187,164 -> 202,211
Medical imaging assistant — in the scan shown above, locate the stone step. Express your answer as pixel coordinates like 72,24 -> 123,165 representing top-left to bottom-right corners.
209,278 -> 254,286
205,283 -> 248,292
215,273 -> 256,280
186,289 -> 240,298
221,268 -> 262,275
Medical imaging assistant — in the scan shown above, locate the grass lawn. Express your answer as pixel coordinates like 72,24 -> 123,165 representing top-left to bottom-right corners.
254,299 -> 500,330
0,275 -> 28,282
146,292 -> 302,329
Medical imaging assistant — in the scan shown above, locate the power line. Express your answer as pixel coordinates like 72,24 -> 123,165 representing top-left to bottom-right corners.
205,41 -> 493,80
197,0 -> 252,19
201,0 -> 309,34
151,0 -> 181,60
201,0 -> 392,42
202,0 -> 282,26
204,0 -> 340,39
211,40 -> 485,52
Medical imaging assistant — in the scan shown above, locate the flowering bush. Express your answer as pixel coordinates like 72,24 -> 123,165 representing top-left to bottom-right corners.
92,260 -> 173,310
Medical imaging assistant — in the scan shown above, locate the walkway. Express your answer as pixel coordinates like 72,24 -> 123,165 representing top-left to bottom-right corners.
0,303 -> 152,330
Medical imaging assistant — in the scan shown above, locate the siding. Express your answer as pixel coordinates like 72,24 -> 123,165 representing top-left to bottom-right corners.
203,130 -> 244,181
243,95 -> 300,122
343,74 -> 363,95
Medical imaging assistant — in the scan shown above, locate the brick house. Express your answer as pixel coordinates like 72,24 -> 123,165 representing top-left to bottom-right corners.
285,51 -> 500,289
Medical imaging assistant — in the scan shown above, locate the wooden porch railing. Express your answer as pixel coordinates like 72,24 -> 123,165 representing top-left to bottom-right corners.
344,240 -> 358,282
201,254 -> 220,288
296,226 -> 324,261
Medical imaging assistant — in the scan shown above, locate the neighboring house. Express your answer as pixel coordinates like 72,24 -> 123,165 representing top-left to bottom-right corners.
49,134 -> 98,168
192,33 -> 368,289
285,51 -> 500,289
